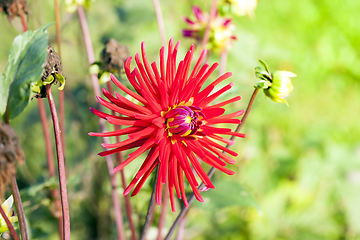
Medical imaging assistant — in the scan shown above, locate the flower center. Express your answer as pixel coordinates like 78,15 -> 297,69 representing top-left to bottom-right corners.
165,106 -> 204,137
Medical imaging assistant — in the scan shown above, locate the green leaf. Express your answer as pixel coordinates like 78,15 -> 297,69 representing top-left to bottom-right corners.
3,23 -> 52,120
258,59 -> 271,76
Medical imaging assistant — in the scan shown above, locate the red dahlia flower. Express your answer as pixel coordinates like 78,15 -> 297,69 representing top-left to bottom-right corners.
90,38 -> 245,212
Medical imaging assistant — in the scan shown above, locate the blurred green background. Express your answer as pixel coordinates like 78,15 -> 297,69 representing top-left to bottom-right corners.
1,0 -> 360,239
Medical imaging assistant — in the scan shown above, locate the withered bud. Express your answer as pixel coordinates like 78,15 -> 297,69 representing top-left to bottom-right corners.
100,39 -> 129,74
33,45 -> 63,98
0,121 -> 25,199
0,0 -> 28,20
42,45 -> 63,80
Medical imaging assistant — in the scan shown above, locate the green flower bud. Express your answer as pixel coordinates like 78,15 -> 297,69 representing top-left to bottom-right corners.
264,71 -> 296,105
254,60 -> 296,106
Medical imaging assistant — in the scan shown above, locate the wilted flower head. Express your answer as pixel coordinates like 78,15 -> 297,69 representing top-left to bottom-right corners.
100,39 -> 129,75
0,121 -> 25,199
182,6 -> 237,52
220,0 -> 258,17
255,60 -> 296,105
0,0 -> 28,20
31,46 -> 65,98
0,196 -> 18,234
90,38 -> 245,211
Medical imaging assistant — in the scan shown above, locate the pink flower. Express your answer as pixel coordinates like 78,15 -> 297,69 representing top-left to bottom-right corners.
182,6 -> 237,52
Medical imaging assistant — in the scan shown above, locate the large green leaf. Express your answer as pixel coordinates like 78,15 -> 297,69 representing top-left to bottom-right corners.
2,23 -> 52,120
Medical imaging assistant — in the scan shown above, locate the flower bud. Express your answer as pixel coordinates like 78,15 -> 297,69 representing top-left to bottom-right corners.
255,60 -> 296,105
219,0 -> 258,17
65,0 -> 93,13
264,71 -> 296,105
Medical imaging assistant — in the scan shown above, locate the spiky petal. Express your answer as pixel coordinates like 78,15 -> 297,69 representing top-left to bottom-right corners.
90,38 -> 244,212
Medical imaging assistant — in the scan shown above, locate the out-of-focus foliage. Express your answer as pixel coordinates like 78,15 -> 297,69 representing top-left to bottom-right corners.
0,0 -> 359,239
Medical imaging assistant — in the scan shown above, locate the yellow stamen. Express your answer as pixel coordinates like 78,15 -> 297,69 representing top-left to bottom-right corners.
181,129 -> 192,137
